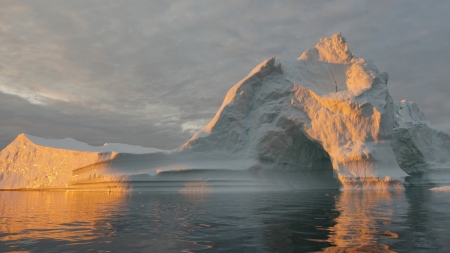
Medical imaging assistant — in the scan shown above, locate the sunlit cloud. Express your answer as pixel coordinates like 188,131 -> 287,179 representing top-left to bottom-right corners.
181,119 -> 210,134
0,83 -> 72,105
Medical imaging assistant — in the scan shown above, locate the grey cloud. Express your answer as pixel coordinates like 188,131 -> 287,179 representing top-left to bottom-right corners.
0,92 -> 190,150
0,0 -> 449,150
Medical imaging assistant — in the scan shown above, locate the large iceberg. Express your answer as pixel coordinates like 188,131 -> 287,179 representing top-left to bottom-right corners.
179,33 -> 407,189
1,33 -> 449,190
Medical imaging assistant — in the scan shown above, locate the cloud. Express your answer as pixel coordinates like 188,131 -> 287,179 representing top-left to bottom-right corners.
0,92 -> 191,150
0,0 -> 449,149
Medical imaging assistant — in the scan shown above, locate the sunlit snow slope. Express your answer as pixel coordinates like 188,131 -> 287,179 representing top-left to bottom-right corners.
179,33 -> 408,189
0,134 -> 167,189
1,33 -> 449,190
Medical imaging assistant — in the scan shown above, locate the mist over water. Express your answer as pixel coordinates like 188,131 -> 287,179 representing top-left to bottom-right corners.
1,184 -> 449,253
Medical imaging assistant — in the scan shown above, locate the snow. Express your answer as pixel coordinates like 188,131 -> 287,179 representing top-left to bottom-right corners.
299,33 -> 354,64
0,134 -> 168,189
180,32 -> 407,189
24,134 -> 169,154
392,101 -> 450,173
1,33 -> 449,190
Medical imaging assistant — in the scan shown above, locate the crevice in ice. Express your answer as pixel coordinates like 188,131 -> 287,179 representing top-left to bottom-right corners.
327,65 -> 338,92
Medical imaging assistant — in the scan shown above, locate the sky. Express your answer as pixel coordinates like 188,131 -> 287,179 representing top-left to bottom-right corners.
0,0 -> 449,150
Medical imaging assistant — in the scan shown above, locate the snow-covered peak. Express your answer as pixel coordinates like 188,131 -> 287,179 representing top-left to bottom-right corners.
12,133 -> 168,154
246,56 -> 279,78
180,56 -> 282,144
178,33 -> 408,189
299,32 -> 354,64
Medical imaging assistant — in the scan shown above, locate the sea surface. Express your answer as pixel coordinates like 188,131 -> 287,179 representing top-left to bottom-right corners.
1,184 -> 450,252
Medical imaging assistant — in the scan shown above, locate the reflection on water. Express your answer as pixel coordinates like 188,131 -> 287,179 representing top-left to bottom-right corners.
324,190 -> 406,253
178,181 -> 214,194
0,191 -> 127,251
1,186 -> 450,252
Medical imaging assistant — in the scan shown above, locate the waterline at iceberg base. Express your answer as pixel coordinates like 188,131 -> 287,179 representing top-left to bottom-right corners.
1,33 -> 449,191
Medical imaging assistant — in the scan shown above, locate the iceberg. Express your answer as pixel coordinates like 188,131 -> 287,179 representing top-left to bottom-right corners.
179,33 -> 407,189
0,134 -> 168,189
393,100 -> 450,173
1,33 -> 449,190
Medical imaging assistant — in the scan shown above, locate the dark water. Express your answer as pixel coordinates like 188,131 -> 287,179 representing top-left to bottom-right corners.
0,186 -> 450,252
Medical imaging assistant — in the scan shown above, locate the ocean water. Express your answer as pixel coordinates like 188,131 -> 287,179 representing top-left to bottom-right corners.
0,185 -> 450,252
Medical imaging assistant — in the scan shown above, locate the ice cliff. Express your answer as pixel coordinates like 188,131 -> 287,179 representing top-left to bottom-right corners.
180,33 -> 408,189
0,134 -> 166,189
392,101 -> 450,173
1,33 -> 449,190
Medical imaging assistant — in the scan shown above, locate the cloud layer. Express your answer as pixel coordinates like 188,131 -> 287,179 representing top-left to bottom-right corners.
0,0 -> 449,149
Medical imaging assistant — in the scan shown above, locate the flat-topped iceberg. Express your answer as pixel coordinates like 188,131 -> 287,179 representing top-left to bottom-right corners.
23,134 -> 169,154
0,134 -> 168,189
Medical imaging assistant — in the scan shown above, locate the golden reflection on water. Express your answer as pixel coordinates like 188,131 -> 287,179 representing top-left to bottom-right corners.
323,190 -> 405,253
0,186 -> 416,252
0,191 -> 126,245
178,181 -> 213,195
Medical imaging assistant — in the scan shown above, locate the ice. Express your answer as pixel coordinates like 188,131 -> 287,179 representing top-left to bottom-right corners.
24,134 -> 169,154
1,33 -> 449,190
392,101 -> 450,173
0,134 -> 167,189
179,33 -> 407,189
